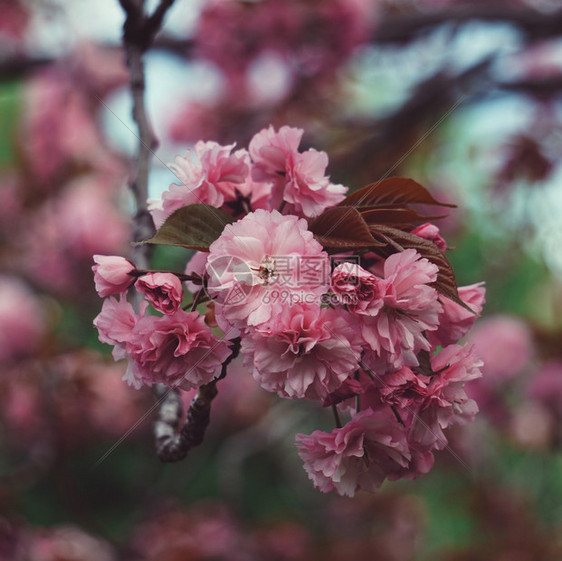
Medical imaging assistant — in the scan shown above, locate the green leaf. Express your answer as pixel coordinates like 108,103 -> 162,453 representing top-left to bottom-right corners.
139,204 -> 235,251
308,206 -> 382,250
341,177 -> 456,210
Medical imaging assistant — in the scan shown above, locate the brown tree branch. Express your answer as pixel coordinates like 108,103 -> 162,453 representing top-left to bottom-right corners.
155,338 -> 242,462
118,0 -> 176,270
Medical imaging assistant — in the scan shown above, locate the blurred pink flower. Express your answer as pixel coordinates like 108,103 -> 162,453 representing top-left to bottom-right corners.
130,503 -> 247,561
26,525 -> 116,561
21,69 -> 122,188
136,272 -> 183,314
21,177 -> 129,297
468,314 -> 534,381
527,361 -> 562,418
0,276 -> 46,362
242,304 -> 362,400
92,255 -> 136,297
296,408 -> 411,497
206,209 -> 328,329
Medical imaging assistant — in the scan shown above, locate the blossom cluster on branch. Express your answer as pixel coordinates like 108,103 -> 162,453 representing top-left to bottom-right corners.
94,124 -> 485,497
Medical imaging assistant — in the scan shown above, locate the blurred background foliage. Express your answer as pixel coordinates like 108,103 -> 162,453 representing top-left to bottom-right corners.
1,0 -> 562,559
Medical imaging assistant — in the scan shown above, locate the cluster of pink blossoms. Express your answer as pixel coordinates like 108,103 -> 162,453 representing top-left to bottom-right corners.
94,125 -> 486,497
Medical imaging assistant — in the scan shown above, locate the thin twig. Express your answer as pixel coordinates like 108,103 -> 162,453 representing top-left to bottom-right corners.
155,338 -> 241,462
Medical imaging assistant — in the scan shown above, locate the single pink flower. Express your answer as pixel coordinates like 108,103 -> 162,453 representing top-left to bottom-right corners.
151,141 -> 249,227
331,262 -> 385,315
249,125 -> 303,179
361,249 -> 442,370
206,209 -> 329,329
92,255 -> 136,297
427,282 -> 486,347
93,295 -> 146,361
249,125 -> 346,216
136,272 -> 183,314
124,310 -> 231,390
295,408 -> 411,497
411,344 -> 483,449
411,222 -> 447,251
285,149 -> 347,216
241,304 -> 362,400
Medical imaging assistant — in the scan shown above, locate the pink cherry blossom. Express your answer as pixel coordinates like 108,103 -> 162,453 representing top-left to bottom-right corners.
331,262 -> 385,315
361,249 -> 442,370
284,149 -> 347,217
411,344 -> 483,450
249,125 -> 347,216
150,141 -> 250,227
427,282 -> 486,347
249,125 -> 303,180
295,409 -> 411,497
372,366 -> 430,410
92,255 -> 136,297
241,304 -> 362,400
93,295 -> 146,361
411,222 -> 447,251
124,310 -> 231,390
206,209 -> 329,329
136,272 -> 183,314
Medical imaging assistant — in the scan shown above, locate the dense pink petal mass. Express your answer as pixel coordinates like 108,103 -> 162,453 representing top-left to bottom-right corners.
295,409 -> 411,497
361,249 -> 442,370
241,304 -> 362,400
206,209 -> 329,329
331,263 -> 385,315
124,310 -> 231,390
411,344 -> 483,449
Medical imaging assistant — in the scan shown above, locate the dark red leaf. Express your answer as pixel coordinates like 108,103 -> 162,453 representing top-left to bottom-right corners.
308,206 -> 382,250
341,177 -> 456,210
360,206 -> 446,229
